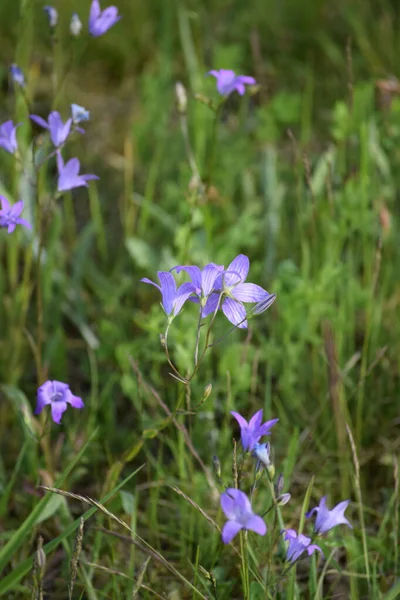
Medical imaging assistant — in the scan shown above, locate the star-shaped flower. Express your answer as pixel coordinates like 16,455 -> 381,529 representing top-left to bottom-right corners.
0,197 -> 31,234
31,111 -> 73,148
220,488 -> 266,544
283,529 -> 323,563
204,254 -> 274,328
231,409 -> 278,452
208,69 -> 256,96
306,496 -> 352,535
35,380 -> 84,424
57,153 -> 99,192
88,0 -> 121,37
0,120 -> 20,154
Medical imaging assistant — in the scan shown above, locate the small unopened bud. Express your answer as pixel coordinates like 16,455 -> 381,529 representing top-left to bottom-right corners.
44,6 -> 58,27
175,82 -> 187,114
159,334 -> 166,348
267,463 -> 275,480
277,493 -> 291,506
276,473 -> 284,495
70,13 -> 82,36
250,293 -> 276,317
203,383 -> 212,401
34,535 -> 46,580
212,455 -> 221,480
9,64 -> 25,87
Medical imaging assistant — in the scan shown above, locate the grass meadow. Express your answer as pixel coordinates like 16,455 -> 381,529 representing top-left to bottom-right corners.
0,0 -> 400,598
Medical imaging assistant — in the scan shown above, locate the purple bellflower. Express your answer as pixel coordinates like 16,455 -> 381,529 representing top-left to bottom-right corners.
205,254 -> 273,328
172,263 -> 224,308
220,488 -> 266,544
0,120 -> 20,154
231,409 -> 278,452
208,69 -> 256,96
283,529 -> 323,563
141,271 -> 195,319
306,496 -> 352,535
10,64 -> 25,87
35,380 -> 84,425
0,197 -> 31,234
44,6 -> 58,27
31,111 -> 73,148
88,0 -> 121,37
57,153 -> 99,192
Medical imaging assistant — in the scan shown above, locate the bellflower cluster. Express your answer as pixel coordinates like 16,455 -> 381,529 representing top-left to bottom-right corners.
208,69 -> 256,96
142,254 -> 275,328
35,380 -> 84,424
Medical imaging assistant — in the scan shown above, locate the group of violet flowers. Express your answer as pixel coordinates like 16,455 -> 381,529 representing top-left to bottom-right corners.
0,0 -> 354,588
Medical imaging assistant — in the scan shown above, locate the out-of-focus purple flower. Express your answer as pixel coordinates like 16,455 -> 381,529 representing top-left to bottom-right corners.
56,152 -> 99,192
35,380 -> 84,424
44,6 -> 58,27
283,529 -> 323,563
0,197 -> 31,234
71,104 -> 90,124
141,271 -> 195,318
204,254 -> 273,328
10,64 -> 25,87
70,13 -> 83,36
88,0 -> 121,37
220,488 -> 266,544
231,409 -> 278,452
30,111 -> 73,148
306,496 -> 352,535
0,120 -> 20,154
208,69 -> 256,96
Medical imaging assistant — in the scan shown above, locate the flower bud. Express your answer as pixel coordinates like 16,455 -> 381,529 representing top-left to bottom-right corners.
276,473 -> 284,495
70,13 -> 82,36
9,64 -> 25,87
277,493 -> 291,506
212,455 -> 221,480
71,104 -> 90,124
44,6 -> 58,28
175,82 -> 187,114
250,293 -> 276,317
203,383 -> 212,401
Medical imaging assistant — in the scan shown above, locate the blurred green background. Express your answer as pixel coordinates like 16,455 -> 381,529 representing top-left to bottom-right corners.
0,0 -> 399,597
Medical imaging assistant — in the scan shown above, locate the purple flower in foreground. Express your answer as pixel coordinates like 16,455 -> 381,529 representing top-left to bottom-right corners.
208,69 -> 256,96
0,197 -> 31,234
204,254 -> 274,328
306,496 -> 352,535
172,263 -> 224,306
89,0 -> 121,37
231,409 -> 278,452
141,271 -> 194,318
10,64 -> 25,87
221,488 -> 266,544
283,529 -> 323,563
57,152 -> 99,192
44,6 -> 58,27
35,380 -> 84,424
0,120 -> 20,154
31,111 -> 73,148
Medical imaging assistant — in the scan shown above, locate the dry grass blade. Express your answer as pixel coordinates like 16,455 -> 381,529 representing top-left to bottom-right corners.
69,517 -> 84,600
132,556 -> 151,598
39,486 -> 131,531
